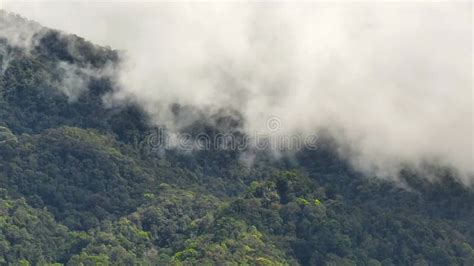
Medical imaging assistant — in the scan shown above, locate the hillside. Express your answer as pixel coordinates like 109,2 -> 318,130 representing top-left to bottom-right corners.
0,11 -> 474,265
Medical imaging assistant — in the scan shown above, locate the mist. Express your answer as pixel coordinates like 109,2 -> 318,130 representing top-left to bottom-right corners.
3,2 -> 473,183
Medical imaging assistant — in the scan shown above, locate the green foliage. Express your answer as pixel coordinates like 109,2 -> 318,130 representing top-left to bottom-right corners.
0,126 -> 16,143
0,194 -> 71,264
295,197 -> 309,206
0,126 -> 149,230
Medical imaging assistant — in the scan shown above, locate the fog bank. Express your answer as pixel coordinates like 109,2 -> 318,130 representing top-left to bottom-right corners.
3,2 -> 473,183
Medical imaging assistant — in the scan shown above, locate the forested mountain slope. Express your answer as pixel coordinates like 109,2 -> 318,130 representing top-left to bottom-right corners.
0,12 -> 473,265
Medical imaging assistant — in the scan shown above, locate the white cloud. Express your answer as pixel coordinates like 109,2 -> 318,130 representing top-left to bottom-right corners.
3,2 -> 473,183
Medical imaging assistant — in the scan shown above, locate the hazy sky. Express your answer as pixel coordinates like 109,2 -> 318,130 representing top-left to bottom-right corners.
2,1 -> 473,183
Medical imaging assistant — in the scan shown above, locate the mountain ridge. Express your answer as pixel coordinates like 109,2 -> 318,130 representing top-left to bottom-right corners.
0,11 -> 473,265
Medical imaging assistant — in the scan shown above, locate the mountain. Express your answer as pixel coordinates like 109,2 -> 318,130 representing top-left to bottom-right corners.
0,11 -> 473,265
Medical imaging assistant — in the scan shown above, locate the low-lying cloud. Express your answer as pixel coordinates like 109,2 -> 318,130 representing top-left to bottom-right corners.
3,2 -> 473,183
